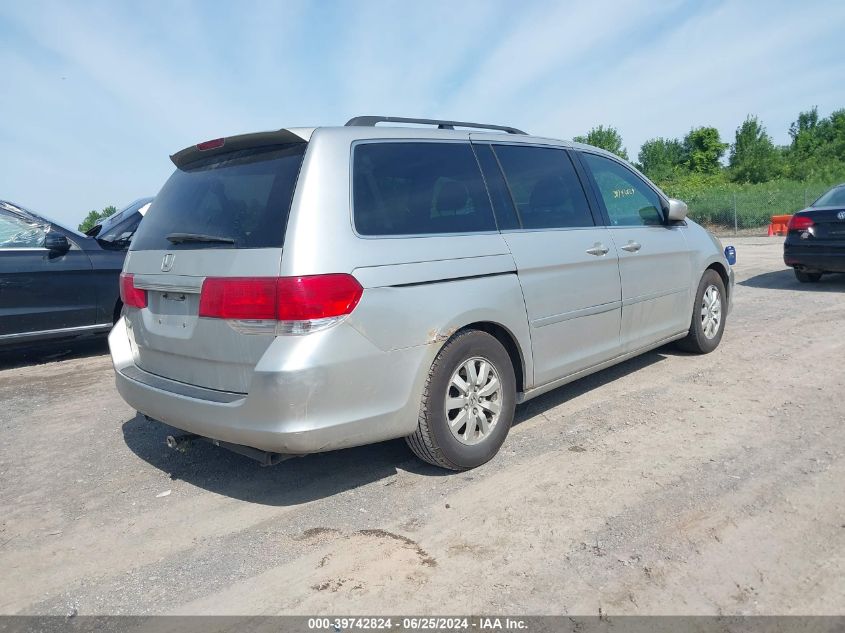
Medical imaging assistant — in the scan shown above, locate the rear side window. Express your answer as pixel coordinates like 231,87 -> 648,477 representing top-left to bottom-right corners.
581,153 -> 664,226
813,186 -> 845,207
493,145 -> 594,229
353,142 -> 496,236
132,144 -> 306,250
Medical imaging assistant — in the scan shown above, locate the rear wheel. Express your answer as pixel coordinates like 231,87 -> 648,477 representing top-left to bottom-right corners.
794,269 -> 822,283
406,330 -> 516,471
676,270 -> 726,354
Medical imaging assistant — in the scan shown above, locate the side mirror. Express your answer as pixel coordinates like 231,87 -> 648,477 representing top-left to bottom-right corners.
667,198 -> 689,222
45,232 -> 70,255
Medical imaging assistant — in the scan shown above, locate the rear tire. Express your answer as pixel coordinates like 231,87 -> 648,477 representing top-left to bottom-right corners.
794,269 -> 822,283
406,329 -> 516,471
676,270 -> 726,354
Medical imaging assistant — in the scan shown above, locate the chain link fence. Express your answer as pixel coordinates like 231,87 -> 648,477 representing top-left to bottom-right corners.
683,185 -> 830,236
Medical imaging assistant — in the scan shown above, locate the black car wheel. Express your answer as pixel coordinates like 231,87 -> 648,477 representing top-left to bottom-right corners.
794,269 -> 822,283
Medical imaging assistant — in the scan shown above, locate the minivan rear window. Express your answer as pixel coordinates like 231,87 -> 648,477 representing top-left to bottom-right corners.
131,144 -> 306,250
353,142 -> 496,236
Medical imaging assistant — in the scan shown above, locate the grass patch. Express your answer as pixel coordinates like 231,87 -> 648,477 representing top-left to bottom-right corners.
661,178 -> 843,229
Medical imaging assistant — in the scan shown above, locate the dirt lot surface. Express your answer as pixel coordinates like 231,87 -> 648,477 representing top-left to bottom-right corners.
1,237 -> 843,616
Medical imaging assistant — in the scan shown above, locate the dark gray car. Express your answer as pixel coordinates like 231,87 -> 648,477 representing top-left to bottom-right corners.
0,198 -> 151,347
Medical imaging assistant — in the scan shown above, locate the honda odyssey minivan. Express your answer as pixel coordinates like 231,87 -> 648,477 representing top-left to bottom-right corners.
110,116 -> 733,470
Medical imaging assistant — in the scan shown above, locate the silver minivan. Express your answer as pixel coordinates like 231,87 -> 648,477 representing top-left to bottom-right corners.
110,116 -> 733,470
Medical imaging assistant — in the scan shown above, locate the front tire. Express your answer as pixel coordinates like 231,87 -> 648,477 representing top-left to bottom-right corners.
794,269 -> 822,283
406,330 -> 516,471
676,270 -> 727,354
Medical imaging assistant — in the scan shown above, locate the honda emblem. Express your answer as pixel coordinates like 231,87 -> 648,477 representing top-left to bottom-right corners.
161,253 -> 175,272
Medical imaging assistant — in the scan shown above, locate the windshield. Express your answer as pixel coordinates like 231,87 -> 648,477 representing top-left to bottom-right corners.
131,144 -> 306,251
812,185 -> 845,207
0,209 -> 48,247
0,201 -> 84,238
94,197 -> 154,247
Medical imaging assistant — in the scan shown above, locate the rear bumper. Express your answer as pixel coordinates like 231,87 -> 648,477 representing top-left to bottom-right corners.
109,318 -> 433,454
784,243 -> 845,273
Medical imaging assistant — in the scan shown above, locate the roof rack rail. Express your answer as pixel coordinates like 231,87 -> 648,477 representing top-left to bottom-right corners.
345,116 -> 526,135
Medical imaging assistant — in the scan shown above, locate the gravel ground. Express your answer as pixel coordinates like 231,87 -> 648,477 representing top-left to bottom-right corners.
1,237 -> 843,616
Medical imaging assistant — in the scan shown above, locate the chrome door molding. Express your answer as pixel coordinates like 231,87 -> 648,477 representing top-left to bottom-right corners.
0,322 -> 112,341
532,300 -> 622,328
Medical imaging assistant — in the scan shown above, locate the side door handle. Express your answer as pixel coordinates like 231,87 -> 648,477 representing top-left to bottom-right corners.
621,240 -> 642,253
586,243 -> 610,256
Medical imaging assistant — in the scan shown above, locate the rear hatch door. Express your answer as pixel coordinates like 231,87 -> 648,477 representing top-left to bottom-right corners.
805,206 -> 845,243
123,132 -> 307,393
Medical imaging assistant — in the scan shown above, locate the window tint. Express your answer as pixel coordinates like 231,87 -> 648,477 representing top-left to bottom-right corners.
95,211 -> 143,249
132,144 -> 306,250
812,185 -> 845,207
91,197 -> 152,239
493,145 -> 594,229
581,153 -> 664,226
473,144 -> 520,230
0,210 -> 46,248
353,142 -> 496,236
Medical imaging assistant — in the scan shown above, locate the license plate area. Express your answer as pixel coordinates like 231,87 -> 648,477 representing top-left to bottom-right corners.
142,290 -> 200,339
149,290 -> 198,316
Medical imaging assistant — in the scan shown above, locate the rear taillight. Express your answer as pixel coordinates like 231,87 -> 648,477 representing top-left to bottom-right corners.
119,273 -> 147,309
198,278 -> 278,320
275,275 -> 364,321
788,214 -> 814,231
198,274 -> 363,335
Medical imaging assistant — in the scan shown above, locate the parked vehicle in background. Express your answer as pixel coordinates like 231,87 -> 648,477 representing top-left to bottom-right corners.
86,197 -> 154,247
784,183 -> 845,282
0,198 -> 151,347
110,117 -> 734,471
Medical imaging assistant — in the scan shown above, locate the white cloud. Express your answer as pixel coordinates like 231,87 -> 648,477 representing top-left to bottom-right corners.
0,0 -> 843,226
523,1 -> 845,156
442,0 -> 675,122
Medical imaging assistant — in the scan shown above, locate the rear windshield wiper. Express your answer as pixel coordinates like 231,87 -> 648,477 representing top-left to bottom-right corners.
165,232 -> 236,245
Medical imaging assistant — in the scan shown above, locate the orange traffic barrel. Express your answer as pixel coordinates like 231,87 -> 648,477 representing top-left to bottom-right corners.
768,214 -> 792,236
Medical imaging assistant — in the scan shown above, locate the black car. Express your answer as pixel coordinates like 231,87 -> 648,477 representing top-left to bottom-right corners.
784,183 -> 845,283
0,198 -> 152,347
85,197 -> 153,245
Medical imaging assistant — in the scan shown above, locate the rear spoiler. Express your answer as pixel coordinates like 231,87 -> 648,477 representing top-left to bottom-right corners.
170,129 -> 308,170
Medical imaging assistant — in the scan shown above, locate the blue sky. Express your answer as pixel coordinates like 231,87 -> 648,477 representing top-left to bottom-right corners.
1,0 -> 844,228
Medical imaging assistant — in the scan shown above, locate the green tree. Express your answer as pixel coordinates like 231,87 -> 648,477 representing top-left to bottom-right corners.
573,125 -> 628,160
828,108 -> 845,160
729,116 -> 782,183
637,137 -> 685,182
682,126 -> 728,174
789,106 -> 820,146
78,210 -> 101,233
785,106 -> 845,180
78,205 -> 118,233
